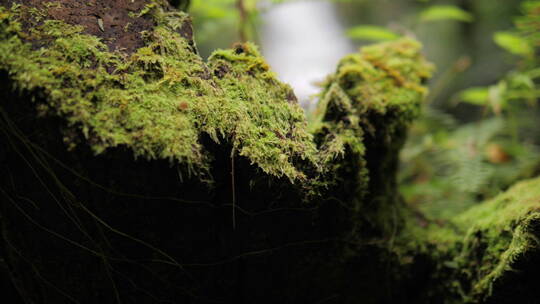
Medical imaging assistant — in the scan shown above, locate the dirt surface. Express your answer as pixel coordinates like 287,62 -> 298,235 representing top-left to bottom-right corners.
2,0 -> 177,54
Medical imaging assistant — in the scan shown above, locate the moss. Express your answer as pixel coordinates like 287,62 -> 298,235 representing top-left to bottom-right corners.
451,177 -> 540,301
312,38 -> 433,127
6,1 -> 540,303
311,38 -> 433,170
0,3 -> 322,183
0,2 -> 435,191
395,177 -> 540,302
207,43 -> 319,181
1,4 -> 208,172
306,39 -> 433,235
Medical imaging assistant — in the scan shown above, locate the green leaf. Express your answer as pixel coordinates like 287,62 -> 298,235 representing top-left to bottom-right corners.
459,87 -> 489,105
493,32 -> 533,57
488,82 -> 508,114
346,25 -> 400,41
419,5 -> 474,23
508,72 -> 535,90
460,82 -> 509,114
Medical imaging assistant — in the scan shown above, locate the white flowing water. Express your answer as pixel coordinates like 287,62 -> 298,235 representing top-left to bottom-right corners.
260,0 -> 354,110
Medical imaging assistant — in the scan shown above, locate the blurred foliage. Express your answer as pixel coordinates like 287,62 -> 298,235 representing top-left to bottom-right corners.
400,1 -> 540,219
346,25 -> 400,41
346,3 -> 475,43
189,0 -> 273,57
184,0 -> 540,219
419,5 -> 473,23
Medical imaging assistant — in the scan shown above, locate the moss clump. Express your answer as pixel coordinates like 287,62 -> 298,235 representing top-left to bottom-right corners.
0,3 -> 319,183
0,4 -> 213,173
396,177 -> 540,303
0,3 -> 435,189
311,38 -> 433,164
207,43 -> 318,181
313,38 -> 433,130
307,38 -> 434,207
451,177 -> 540,302
0,0 -> 437,195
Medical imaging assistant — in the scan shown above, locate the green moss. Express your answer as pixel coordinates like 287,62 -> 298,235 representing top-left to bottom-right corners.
0,3 -> 435,194
6,2 -> 540,302
207,43 -> 319,181
313,38 -> 433,126
0,3 -> 321,183
311,38 -> 433,166
452,177 -> 540,301
0,4 -> 210,173
305,38 -> 434,220
396,177 -> 540,302
0,3 -> 434,190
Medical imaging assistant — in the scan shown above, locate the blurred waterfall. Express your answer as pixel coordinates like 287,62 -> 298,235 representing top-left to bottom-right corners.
260,0 -> 354,110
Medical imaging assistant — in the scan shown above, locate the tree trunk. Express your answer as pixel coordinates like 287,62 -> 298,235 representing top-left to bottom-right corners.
0,1 -> 539,303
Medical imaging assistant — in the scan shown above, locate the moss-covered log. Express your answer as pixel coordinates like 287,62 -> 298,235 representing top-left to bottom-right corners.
0,1 -> 539,303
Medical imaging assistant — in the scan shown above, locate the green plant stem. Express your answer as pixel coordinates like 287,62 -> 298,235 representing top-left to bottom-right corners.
236,0 -> 247,42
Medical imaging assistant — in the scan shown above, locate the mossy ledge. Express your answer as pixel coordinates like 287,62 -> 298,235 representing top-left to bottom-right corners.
0,1 -> 434,189
395,176 -> 540,303
2,1 -> 540,304
0,1 -> 319,184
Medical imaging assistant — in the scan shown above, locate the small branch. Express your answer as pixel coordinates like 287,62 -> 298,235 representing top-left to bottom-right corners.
236,0 -> 247,42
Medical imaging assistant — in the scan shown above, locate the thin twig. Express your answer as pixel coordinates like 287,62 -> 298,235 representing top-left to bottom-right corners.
236,0 -> 247,42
